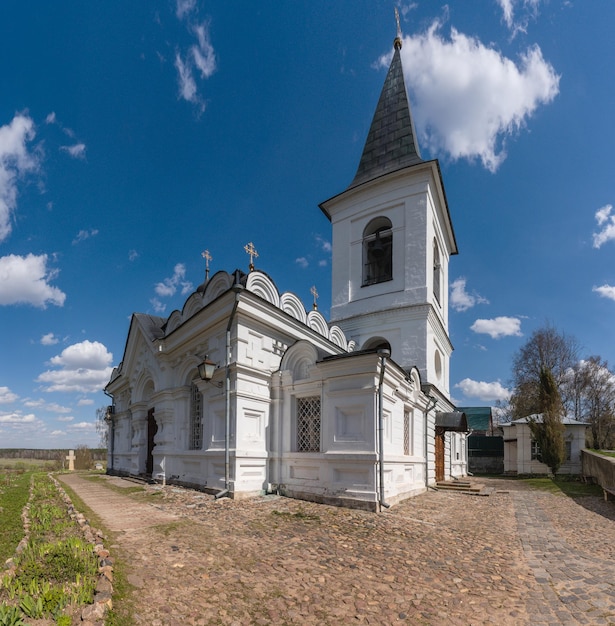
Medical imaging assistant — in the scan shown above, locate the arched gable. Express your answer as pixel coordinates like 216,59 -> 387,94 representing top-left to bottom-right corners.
407,366 -> 422,402
328,325 -> 347,350
202,271 -> 233,306
246,271 -> 280,307
166,310 -> 182,335
182,292 -> 205,320
133,373 -> 155,403
280,292 -> 307,324
362,336 -> 392,352
307,310 -> 329,337
280,340 -> 319,381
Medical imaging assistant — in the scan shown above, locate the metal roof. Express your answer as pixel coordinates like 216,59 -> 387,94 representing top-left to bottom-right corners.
347,44 -> 423,190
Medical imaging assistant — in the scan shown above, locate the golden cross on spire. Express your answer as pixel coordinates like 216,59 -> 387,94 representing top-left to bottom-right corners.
244,242 -> 259,271
394,7 -> 403,50
310,285 -> 319,310
201,249 -> 212,281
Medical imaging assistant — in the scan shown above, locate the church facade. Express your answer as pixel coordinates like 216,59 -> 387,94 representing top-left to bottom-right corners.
105,32 -> 467,511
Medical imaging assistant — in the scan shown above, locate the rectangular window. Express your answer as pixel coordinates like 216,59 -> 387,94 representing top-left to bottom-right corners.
404,411 -> 411,456
531,439 -> 541,461
565,440 -> 572,462
297,396 -> 321,452
189,382 -> 203,450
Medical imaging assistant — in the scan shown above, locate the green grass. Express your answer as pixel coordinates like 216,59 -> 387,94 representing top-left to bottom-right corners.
521,476 -> 603,498
1,473 -> 100,622
592,449 -> 615,458
0,471 -> 32,564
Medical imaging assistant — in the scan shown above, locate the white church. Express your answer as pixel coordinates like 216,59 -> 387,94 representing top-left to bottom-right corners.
105,30 -> 468,511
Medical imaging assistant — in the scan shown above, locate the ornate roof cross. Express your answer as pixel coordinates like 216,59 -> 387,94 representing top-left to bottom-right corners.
394,7 -> 403,50
310,285 -> 319,310
244,242 -> 259,271
201,249 -> 212,281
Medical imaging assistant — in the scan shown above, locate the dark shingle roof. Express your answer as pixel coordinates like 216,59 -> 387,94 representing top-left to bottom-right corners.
348,44 -> 422,190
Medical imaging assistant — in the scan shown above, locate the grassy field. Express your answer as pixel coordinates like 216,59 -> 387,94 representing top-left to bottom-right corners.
0,470 -> 100,624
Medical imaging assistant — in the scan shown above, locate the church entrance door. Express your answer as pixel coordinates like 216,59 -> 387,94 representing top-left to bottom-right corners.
146,408 -> 157,476
435,429 -> 445,482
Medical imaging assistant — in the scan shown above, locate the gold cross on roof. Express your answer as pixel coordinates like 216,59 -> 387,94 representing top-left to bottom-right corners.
310,285 -> 319,310
201,249 -> 212,281
244,242 -> 259,271
394,7 -> 403,49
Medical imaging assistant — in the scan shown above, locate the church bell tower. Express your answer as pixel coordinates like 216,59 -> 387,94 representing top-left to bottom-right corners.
319,27 -> 458,399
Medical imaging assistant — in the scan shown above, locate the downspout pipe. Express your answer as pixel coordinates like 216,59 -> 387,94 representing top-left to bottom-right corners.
424,395 -> 438,489
217,277 -> 244,499
103,389 -> 114,473
377,349 -> 391,510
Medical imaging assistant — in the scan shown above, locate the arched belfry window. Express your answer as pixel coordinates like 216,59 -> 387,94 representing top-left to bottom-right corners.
433,238 -> 441,305
363,217 -> 392,286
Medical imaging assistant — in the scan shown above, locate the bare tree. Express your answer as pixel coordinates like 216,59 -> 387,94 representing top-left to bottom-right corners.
509,324 -> 580,419
95,405 -> 110,448
75,444 -> 93,470
570,357 -> 615,450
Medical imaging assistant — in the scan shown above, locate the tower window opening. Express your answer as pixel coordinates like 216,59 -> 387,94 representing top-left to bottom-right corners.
363,217 -> 393,286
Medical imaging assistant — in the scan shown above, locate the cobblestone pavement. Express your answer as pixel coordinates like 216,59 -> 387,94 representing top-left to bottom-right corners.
58,475 -> 615,625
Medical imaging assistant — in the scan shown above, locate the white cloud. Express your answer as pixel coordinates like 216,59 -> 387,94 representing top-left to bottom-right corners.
315,235 -> 332,253
455,378 -> 511,402
77,398 -> 94,406
496,0 -> 542,35
0,410 -> 37,424
72,228 -> 99,245
471,316 -> 522,339
592,204 -> 615,248
392,21 -> 559,172
23,398 -> 72,413
175,0 -> 196,19
296,257 -> 309,268
450,277 -> 489,312
41,332 -> 59,345
128,249 -> 139,262
154,263 -> 193,298
57,416 -> 74,422
0,113 -> 39,242
175,52 -> 198,104
150,297 -> 166,314
68,421 -> 95,431
37,340 -> 113,393
0,254 -> 66,308
191,22 -> 216,79
0,387 -> 18,404
45,112 -> 57,124
174,6 -> 217,111
593,284 -> 615,301
60,143 -> 86,159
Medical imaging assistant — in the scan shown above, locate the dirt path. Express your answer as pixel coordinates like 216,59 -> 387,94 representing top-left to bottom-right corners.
57,474 -> 615,625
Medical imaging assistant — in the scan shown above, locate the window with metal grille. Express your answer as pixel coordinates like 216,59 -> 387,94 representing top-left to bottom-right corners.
189,382 -> 203,450
363,217 -> 393,286
297,396 -> 321,452
531,439 -> 541,461
404,411 -> 411,456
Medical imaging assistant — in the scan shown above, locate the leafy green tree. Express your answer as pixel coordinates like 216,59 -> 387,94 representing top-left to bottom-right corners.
528,367 -> 565,475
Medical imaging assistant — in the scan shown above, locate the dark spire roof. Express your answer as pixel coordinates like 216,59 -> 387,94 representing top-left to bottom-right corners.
348,38 -> 423,190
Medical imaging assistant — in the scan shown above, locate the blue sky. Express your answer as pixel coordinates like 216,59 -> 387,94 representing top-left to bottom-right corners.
1,0 -> 615,448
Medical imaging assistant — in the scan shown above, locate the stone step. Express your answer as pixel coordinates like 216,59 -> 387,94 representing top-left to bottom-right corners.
435,481 -> 485,494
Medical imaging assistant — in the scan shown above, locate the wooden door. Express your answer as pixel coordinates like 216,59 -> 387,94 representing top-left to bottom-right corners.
435,429 -> 445,482
146,408 -> 157,476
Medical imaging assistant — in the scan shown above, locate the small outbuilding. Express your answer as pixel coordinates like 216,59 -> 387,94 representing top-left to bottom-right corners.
502,414 -> 588,475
